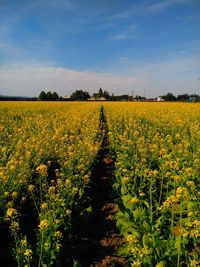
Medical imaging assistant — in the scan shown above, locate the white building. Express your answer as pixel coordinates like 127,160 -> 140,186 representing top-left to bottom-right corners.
157,97 -> 165,102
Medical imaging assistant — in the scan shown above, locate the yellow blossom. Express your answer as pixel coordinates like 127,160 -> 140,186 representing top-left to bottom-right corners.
48,186 -> 55,194
54,231 -> 63,238
41,202 -> 48,210
39,219 -> 49,229
28,184 -> 35,193
36,164 -> 48,176
21,239 -> 27,246
6,208 -> 17,218
24,249 -> 32,258
130,197 -> 139,204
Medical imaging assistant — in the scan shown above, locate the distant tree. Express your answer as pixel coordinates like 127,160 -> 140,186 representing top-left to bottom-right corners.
98,88 -> 103,97
52,91 -> 59,100
177,94 -> 189,101
161,92 -> 176,101
110,93 -> 115,101
39,91 -> 47,101
46,91 -> 53,100
70,90 -> 90,101
103,90 -> 110,100
190,94 -> 200,101
92,93 -> 98,100
135,95 -> 143,101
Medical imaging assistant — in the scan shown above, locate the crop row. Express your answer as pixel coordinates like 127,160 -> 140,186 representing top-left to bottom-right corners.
0,102 -> 102,266
105,102 -> 200,267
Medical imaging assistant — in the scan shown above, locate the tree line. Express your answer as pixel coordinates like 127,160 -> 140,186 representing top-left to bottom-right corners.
38,88 -> 111,101
38,90 -> 200,102
39,91 -> 59,101
160,92 -> 200,102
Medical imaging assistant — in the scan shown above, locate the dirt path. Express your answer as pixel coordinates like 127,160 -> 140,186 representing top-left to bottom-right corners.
58,107 -> 129,266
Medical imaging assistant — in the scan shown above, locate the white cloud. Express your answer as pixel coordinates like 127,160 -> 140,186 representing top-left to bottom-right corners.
0,54 -> 199,99
0,65 -> 136,97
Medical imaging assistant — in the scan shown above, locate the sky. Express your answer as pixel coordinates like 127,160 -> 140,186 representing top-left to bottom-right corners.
0,0 -> 200,98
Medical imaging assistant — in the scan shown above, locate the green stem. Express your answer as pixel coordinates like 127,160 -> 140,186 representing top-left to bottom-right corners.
38,231 -> 44,267
177,201 -> 183,267
150,176 -> 153,224
158,175 -> 164,207
31,192 -> 40,215
12,224 -> 20,267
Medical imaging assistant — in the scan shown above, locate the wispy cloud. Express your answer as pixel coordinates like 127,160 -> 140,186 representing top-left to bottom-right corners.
111,25 -> 139,41
104,0 -> 190,22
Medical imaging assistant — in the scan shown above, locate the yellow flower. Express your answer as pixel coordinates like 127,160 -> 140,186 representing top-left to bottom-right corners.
130,197 -> 139,204
41,202 -> 48,210
132,259 -> 142,267
24,249 -> 32,258
21,239 -> 27,246
36,164 -> 48,176
11,221 -> 20,231
156,262 -> 166,267
6,208 -> 17,218
28,184 -> 35,193
190,259 -> 200,267
48,186 -> 55,194
186,180 -> 195,188
3,191 -> 9,197
176,186 -> 188,198
122,177 -> 130,184
12,191 -> 18,198
56,178 -> 62,186
66,209 -> 71,215
44,241 -> 50,251
194,159 -> 200,165
54,231 -> 63,238
65,179 -> 71,186
21,196 -> 26,203
126,234 -> 138,244
185,167 -> 193,174
55,219 -> 61,225
39,219 -> 49,229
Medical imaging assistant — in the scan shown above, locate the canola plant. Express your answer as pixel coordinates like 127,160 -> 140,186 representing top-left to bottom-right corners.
0,101 -> 199,266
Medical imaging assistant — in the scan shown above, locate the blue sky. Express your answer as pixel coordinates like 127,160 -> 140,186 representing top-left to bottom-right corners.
0,0 -> 200,97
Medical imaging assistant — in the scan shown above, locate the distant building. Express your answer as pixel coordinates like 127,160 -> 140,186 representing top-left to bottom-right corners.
88,97 -> 96,101
63,95 -> 70,99
189,97 -> 195,103
157,97 -> 165,102
88,97 -> 106,101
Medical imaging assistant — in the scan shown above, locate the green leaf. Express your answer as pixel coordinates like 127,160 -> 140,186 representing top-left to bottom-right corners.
143,220 -> 151,231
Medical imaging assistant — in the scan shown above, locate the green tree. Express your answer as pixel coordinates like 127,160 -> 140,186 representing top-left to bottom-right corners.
52,91 -> 59,100
70,90 -> 90,101
39,91 -> 47,101
161,92 -> 176,101
46,91 -> 53,100
103,90 -> 110,100
177,94 -> 189,101
98,88 -> 103,97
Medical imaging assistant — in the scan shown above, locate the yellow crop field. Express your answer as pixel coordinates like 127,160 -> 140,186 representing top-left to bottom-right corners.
105,102 -> 200,267
0,101 -> 199,267
0,101 -> 102,266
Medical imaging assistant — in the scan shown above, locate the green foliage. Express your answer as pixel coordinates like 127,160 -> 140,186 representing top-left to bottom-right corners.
39,91 -> 59,101
70,90 -> 90,100
39,91 -> 47,101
